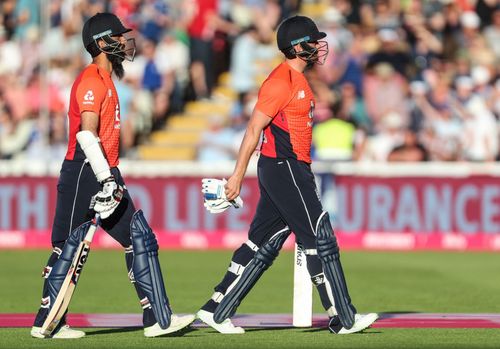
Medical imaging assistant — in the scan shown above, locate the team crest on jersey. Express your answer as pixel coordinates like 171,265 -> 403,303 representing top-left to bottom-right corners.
83,90 -> 94,105
297,90 -> 305,99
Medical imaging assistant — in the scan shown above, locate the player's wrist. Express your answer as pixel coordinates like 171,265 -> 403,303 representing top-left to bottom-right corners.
101,175 -> 116,185
231,170 -> 245,181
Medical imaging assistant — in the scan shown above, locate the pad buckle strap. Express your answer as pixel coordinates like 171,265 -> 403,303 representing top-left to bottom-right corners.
211,292 -> 224,303
245,240 -> 258,251
140,297 -> 151,309
228,261 -> 245,275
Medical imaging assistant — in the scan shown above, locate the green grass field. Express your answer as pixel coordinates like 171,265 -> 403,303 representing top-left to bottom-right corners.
2,250 -> 500,348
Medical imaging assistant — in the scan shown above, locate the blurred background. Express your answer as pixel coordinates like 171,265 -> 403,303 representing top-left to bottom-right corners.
0,0 -> 500,250
1,0 -> 500,163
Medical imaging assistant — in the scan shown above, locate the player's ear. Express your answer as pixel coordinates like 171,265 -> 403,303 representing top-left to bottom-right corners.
97,39 -> 106,49
292,43 -> 302,53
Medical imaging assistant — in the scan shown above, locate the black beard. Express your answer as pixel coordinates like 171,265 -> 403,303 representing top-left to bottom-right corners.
106,53 -> 125,80
305,59 -> 316,69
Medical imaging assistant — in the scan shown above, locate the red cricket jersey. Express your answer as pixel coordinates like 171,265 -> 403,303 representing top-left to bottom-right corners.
255,62 -> 316,163
65,64 -> 121,167
187,0 -> 218,39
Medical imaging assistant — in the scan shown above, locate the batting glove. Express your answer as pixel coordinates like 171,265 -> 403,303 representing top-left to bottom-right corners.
201,178 -> 243,214
90,175 -> 124,219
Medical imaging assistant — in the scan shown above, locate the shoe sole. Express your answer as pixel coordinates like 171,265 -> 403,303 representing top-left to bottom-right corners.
31,328 -> 85,339
196,311 -> 244,334
30,332 -> 45,339
52,333 -> 86,339
144,316 -> 196,337
338,313 -> 379,335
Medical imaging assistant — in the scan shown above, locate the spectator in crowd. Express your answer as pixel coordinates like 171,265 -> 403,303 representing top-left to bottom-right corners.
312,82 -> 368,162
155,29 -> 190,114
183,0 -> 239,100
416,79 -> 463,161
474,0 -> 498,29
140,38 -> 171,130
196,114 -> 237,163
13,0 -> 40,41
364,62 -> 409,130
366,28 -> 411,78
316,7 -> 363,94
360,111 -> 406,162
402,0 -> 444,77
230,26 -> 261,95
483,6 -> 500,59
492,79 -> 500,118
372,0 -> 401,30
1,0 -> 17,40
452,75 -> 498,162
387,130 -> 429,162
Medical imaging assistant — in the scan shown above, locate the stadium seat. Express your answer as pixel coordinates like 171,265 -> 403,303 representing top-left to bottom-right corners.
137,144 -> 197,161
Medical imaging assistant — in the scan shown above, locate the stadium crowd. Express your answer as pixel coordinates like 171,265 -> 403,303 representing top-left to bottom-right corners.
0,0 -> 499,162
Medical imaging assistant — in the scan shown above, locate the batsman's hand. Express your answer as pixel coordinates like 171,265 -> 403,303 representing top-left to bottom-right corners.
224,175 -> 242,202
90,175 -> 123,219
202,178 -> 243,214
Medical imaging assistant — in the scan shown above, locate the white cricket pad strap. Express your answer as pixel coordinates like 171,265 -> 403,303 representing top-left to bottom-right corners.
211,292 -> 224,303
76,130 -> 112,182
228,261 -> 245,275
245,240 -> 258,251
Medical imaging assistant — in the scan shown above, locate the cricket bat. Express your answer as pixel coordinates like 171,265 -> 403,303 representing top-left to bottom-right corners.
40,214 -> 100,336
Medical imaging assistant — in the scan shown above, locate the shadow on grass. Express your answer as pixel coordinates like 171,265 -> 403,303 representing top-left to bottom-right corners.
244,327 -> 295,333
85,327 -> 141,336
378,311 -> 421,319
301,328 -> 383,334
85,326 -> 196,337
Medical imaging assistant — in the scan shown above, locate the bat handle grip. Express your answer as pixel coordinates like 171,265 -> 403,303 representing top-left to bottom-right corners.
85,213 -> 101,242
93,213 -> 101,227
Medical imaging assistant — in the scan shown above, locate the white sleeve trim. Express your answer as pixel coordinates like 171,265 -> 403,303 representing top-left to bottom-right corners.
76,130 -> 112,182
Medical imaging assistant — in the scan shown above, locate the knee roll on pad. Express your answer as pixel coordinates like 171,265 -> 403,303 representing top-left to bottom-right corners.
316,213 -> 339,259
315,212 -> 356,329
131,210 -> 172,329
41,246 -> 63,279
213,228 -> 291,324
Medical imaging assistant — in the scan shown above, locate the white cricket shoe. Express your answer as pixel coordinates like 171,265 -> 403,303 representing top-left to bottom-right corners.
144,314 -> 196,337
31,325 -> 85,339
335,313 -> 379,334
196,309 -> 245,334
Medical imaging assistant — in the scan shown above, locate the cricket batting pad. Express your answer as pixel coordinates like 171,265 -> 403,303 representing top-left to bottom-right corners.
214,228 -> 291,324
130,210 -> 172,329
316,211 -> 356,329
